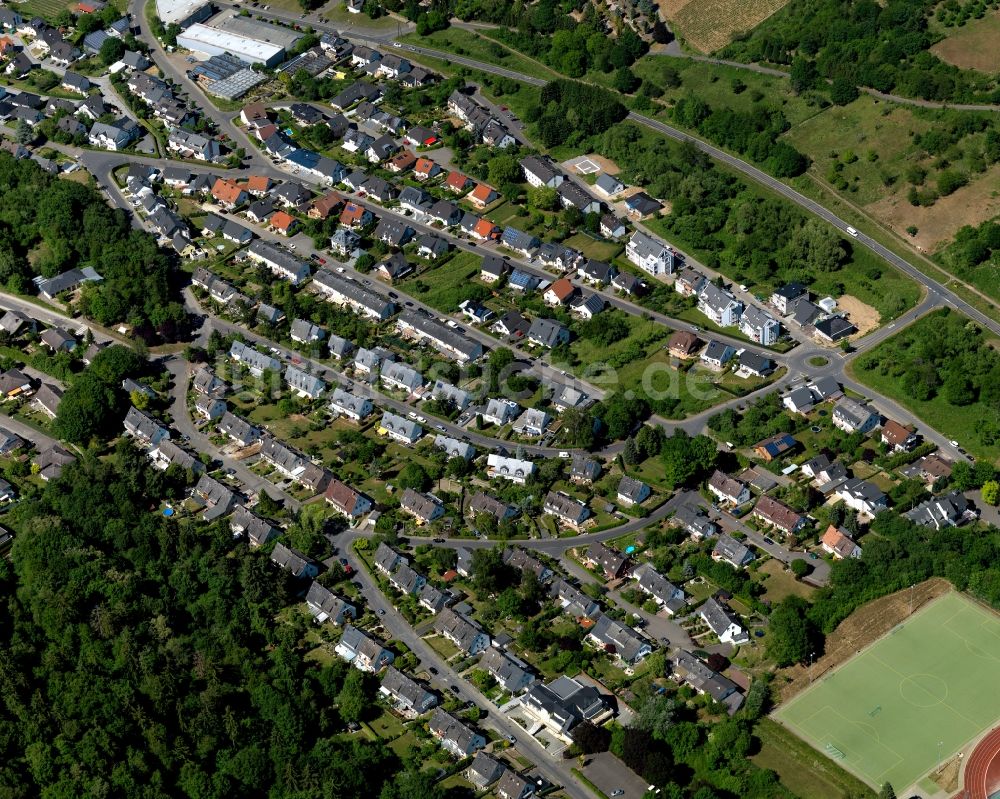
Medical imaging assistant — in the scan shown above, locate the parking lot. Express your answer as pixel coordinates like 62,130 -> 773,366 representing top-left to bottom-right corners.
582,752 -> 649,799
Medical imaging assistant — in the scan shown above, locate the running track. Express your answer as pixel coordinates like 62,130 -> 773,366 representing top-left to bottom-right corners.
956,726 -> 1000,799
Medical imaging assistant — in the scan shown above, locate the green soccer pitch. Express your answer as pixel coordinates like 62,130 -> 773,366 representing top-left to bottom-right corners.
774,592 -> 1000,791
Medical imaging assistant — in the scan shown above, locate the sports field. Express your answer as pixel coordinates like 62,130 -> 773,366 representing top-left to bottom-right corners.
774,592 -> 1000,791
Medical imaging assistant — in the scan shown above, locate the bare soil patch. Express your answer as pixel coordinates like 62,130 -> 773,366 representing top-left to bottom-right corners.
930,11 -> 1000,72
775,577 -> 952,703
838,295 -> 880,337
659,0 -> 792,53
866,162 -> 1000,254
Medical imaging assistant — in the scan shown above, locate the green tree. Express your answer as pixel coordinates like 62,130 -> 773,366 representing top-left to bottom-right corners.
790,559 -> 810,579
337,668 -> 369,723
879,783 -> 896,799
396,462 -> 429,491
766,596 -> 817,666
830,76 -> 859,105
99,36 -> 126,65
982,480 -> 1000,506
15,120 -> 33,146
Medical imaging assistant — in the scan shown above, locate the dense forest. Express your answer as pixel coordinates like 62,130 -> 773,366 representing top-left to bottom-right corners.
0,154 -> 187,341
529,80 -> 630,149
0,448 -> 444,799
722,0 -> 1000,103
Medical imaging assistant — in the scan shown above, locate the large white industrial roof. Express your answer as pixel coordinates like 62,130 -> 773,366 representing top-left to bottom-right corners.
176,24 -> 284,64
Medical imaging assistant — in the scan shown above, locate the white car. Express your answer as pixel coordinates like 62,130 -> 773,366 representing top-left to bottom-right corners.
949,439 -> 960,448
846,226 -> 859,237
739,284 -> 748,292
558,451 -> 570,459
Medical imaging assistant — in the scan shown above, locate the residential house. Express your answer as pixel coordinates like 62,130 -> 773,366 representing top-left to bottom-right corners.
904,491 -> 975,530
698,283 -> 743,327
428,709 -> 486,758
569,455 -> 601,485
700,340 -> 735,370
396,312 -> 483,363
584,542 -> 629,579
518,676 -> 610,742
752,495 -> 805,535
468,492 -> 518,523
737,350 -> 775,378
543,491 -> 590,528
217,411 -> 260,447
815,316 -> 857,342
600,214 -> 627,239
290,318 -> 325,344
835,477 -> 889,517
211,177 -> 248,208
192,474 -> 237,521
550,578 -> 601,619
413,157 -> 441,180
500,227 -> 540,258
39,327 -> 76,352
520,156 -> 563,189
324,479 -> 372,519
305,581 -> 356,626
375,542 -> 407,576
771,283 -> 808,315
497,772 -> 534,799
389,563 -> 427,595
832,397 -> 880,434
434,434 -> 475,461
328,388 -> 372,421
271,541 -> 319,580
512,407 -> 550,437
753,432 -> 797,462
487,453 -> 535,484
881,420 -> 918,452
503,548 -> 552,582
434,609 -> 490,655
594,173 -> 624,197
229,341 -> 281,378
673,505 -> 719,540
674,269 -> 707,297
617,476 -> 650,506
380,361 -> 423,394
230,505 -> 278,547
417,233 -> 449,259
633,564 -> 686,615
469,183 -> 499,208
587,614 -> 652,666
467,754 -> 505,789
380,667 -> 437,716
379,411 -> 422,445
328,335 -> 355,361
33,383 -> 63,418
418,583 -> 447,614
739,305 -> 780,345
336,625 -> 394,672
399,488 -> 444,525
668,330 -> 701,359
284,365 -> 326,399
625,231 -> 673,277
671,649 -> 743,714
194,394 -> 226,420
820,525 -> 862,559
699,597 -> 748,644
245,240 -> 311,285
527,318 -> 569,349
624,192 -> 663,218
33,444 -> 76,481
708,471 -> 750,505
712,534 -> 754,568
0,368 -> 31,399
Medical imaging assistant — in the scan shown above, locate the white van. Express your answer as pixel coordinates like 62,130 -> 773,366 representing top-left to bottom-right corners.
846,226 -> 859,237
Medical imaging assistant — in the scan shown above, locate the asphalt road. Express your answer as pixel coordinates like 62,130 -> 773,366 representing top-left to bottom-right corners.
340,526 -> 591,799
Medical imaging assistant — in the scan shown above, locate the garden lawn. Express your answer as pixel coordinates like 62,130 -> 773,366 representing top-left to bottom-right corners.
397,251 -> 485,313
